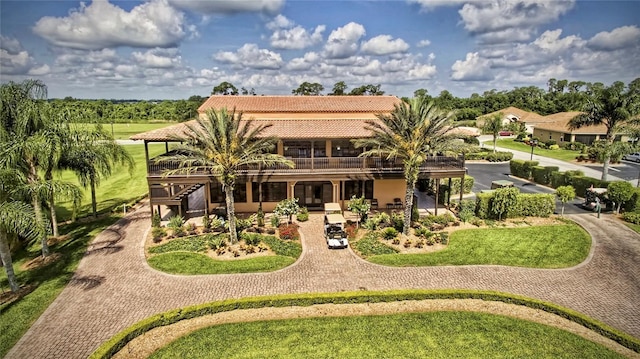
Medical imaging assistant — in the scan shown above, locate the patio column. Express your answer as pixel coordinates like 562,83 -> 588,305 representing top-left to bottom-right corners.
447,178 -> 452,209
434,179 -> 439,216
459,175 -> 464,203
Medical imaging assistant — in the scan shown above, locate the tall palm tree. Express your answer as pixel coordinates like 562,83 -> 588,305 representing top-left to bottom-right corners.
159,108 -> 293,243
60,126 -> 134,218
482,112 -> 504,153
354,98 -> 459,236
0,170 -> 40,292
569,80 -> 640,181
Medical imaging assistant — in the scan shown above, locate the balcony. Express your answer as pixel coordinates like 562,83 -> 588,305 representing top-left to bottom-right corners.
146,155 -> 465,178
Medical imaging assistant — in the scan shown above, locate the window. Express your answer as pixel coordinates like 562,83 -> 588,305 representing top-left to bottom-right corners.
283,141 -> 311,158
210,181 -> 247,203
342,180 -> 373,200
332,140 -> 361,157
252,182 -> 287,202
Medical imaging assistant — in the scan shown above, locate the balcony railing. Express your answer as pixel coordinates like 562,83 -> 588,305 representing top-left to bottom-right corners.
147,155 -> 465,176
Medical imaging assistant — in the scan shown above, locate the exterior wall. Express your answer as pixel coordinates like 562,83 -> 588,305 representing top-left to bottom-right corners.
533,128 -> 564,143
372,179 -> 406,208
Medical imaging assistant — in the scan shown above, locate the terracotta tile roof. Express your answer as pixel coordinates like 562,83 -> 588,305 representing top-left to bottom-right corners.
198,95 -> 402,113
130,118 -> 383,141
534,111 -> 609,134
479,106 -> 549,123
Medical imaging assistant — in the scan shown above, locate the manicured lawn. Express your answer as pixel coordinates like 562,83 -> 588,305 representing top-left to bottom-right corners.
0,215 -> 120,358
148,252 -> 297,274
367,224 -> 590,268
55,143 -> 165,220
487,139 -> 582,162
623,222 -> 640,234
150,311 -> 623,359
80,122 -> 177,140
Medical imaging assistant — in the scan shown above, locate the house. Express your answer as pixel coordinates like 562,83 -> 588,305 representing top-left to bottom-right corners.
477,107 -> 551,134
130,96 -> 467,217
531,111 -> 624,145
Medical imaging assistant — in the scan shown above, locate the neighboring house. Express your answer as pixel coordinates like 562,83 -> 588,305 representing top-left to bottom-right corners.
477,107 -> 550,134
532,111 -> 627,145
131,96 -> 466,217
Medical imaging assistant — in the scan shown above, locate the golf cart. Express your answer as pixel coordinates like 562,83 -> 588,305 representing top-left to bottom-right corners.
583,187 -> 612,212
323,203 -> 348,249
480,180 -> 514,194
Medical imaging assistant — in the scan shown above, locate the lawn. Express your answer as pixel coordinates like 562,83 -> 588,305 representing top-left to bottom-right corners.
486,139 -> 582,162
55,143 -> 166,220
0,215 -> 121,358
150,311 -> 623,359
623,222 -> 640,234
79,122 -> 177,140
367,223 -> 591,268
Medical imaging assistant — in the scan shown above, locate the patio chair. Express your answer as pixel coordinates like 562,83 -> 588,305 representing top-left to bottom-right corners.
393,198 -> 403,209
370,198 -> 378,210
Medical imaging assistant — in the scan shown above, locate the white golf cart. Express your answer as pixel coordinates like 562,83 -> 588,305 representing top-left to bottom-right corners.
323,203 -> 348,249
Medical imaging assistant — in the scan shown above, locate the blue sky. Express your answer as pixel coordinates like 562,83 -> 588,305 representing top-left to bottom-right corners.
1,0 -> 639,100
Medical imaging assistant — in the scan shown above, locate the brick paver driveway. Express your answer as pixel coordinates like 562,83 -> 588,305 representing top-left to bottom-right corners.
7,203 -> 640,358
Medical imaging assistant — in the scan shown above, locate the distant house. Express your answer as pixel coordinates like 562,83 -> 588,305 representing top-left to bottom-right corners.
477,107 -> 551,134
532,112 -> 626,145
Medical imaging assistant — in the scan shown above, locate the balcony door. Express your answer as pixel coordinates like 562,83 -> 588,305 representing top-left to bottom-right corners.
294,181 -> 333,210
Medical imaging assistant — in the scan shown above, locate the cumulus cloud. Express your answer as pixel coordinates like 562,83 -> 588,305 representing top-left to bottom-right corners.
588,25 -> 640,51
417,39 -> 431,47
451,52 -> 493,81
132,48 -> 182,68
32,0 -> 188,50
0,36 -> 49,75
169,0 -> 283,14
458,0 -> 575,42
287,52 -> 321,71
214,43 -> 283,69
267,15 -> 325,50
323,22 -> 366,59
361,35 -> 409,55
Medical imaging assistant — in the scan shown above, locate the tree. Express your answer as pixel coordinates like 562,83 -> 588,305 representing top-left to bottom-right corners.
569,80 -> 640,181
349,84 -> 385,96
555,185 -> 576,216
212,82 -> 238,95
492,187 -> 519,221
607,181 -> 634,214
292,82 -> 324,96
0,170 -> 41,292
482,112 -> 504,153
354,97 -> 459,236
273,198 -> 300,224
329,81 -> 348,95
158,108 -> 293,243
347,195 -> 370,227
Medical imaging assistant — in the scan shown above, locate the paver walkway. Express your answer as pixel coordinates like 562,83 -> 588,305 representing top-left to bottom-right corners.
7,203 -> 640,358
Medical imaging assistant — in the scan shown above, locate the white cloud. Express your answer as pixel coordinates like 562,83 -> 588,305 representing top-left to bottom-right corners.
417,39 -> 431,47
458,0 -> 575,42
451,52 -> 493,81
323,22 -> 366,59
0,36 -> 48,75
214,43 -> 283,69
132,48 -> 182,68
287,52 -> 321,71
32,0 -> 188,50
588,25 -> 640,51
361,35 -> 409,55
267,15 -> 325,50
408,0 -> 471,11
532,29 -> 583,52
169,0 -> 284,14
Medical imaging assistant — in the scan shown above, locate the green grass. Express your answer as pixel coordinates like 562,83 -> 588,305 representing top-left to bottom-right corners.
148,252 -> 297,274
486,139 -> 582,162
150,311 -> 623,359
353,231 -> 398,256
0,215 -> 121,358
55,143 -> 165,220
368,224 -> 591,268
623,222 -> 640,234
79,123 -> 177,140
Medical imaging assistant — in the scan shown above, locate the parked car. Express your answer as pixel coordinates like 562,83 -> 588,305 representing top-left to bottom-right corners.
499,130 -> 513,136
622,152 -> 640,163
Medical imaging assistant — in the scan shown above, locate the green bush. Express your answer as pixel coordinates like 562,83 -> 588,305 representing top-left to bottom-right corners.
516,194 -> 556,217
569,176 -> 609,197
296,207 -> 309,222
622,211 -> 640,224
167,215 -> 185,237
510,160 -> 539,179
381,227 -> 399,240
562,142 -> 586,151
353,232 -> 398,257
549,144 -> 560,150
531,166 -> 559,186
151,227 -> 166,242
414,227 -> 431,238
485,152 -> 514,162
475,193 -> 493,219
242,233 -> 262,246
448,175 -> 475,195
624,188 -> 640,212
151,212 -> 161,228
457,199 -> 476,222
390,212 -> 404,232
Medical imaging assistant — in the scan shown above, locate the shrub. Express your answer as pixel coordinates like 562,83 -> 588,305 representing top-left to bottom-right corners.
209,216 -> 225,232
274,198 -> 300,224
562,142 -> 586,151
278,223 -> 300,240
185,222 -> 197,235
516,194 -> 555,217
414,227 -> 431,238
439,232 -> 449,245
449,175 -> 475,195
353,232 -> 397,257
364,212 -> 391,230
624,188 -> 640,212
531,166 -> 559,186
622,211 -> 640,224
549,144 -> 560,150
492,187 -> 520,221
242,233 -> 262,246
608,181 -> 634,213
167,215 -> 185,237
202,214 -> 212,232
235,216 -> 255,234
296,207 -> 309,222
414,239 -> 425,248
208,235 -> 227,250
270,215 -> 281,228
475,193 -> 493,219
151,227 -> 166,242
256,208 -> 265,227
381,227 -> 398,240
390,212 -> 404,232
151,212 -> 161,228
457,199 -> 476,222
348,196 -> 371,223
485,152 -> 514,162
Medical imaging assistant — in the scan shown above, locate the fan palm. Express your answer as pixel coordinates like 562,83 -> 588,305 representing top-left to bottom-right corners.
158,108 -> 293,243
482,112 -> 504,153
569,80 -> 640,181
354,98 -> 459,236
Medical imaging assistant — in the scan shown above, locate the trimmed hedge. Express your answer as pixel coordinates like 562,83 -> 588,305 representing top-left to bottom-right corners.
622,211 -> 640,224
466,151 -> 513,162
475,192 -> 556,219
531,166 -> 559,186
624,188 -> 640,212
89,290 -> 640,358
510,160 -> 539,180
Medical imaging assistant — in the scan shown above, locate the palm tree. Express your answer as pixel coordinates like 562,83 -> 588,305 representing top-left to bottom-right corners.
569,80 -> 640,181
354,98 -> 459,236
60,126 -> 134,218
158,108 -> 293,243
482,112 -> 503,153
0,170 -> 40,292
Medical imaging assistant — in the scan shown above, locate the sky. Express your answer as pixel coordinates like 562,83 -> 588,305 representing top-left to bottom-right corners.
1,0 -> 639,100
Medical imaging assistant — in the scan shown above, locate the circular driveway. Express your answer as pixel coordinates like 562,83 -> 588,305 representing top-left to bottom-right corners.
6,203 -> 640,358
